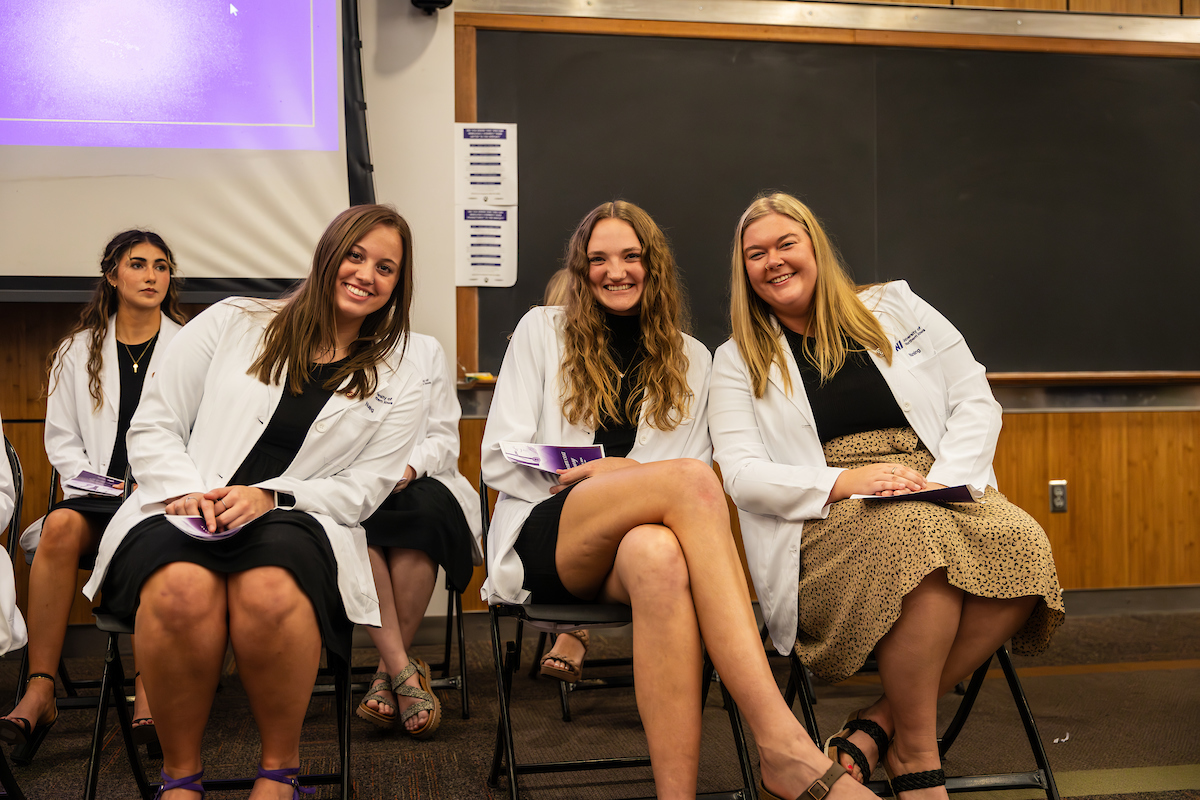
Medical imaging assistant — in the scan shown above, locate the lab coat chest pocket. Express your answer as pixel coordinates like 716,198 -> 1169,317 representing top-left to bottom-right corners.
318,393 -> 391,469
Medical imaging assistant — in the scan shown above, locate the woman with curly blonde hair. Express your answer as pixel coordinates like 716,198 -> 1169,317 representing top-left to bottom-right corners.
482,200 -> 877,800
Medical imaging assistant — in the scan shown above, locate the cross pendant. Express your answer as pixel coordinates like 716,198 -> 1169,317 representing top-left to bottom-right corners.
132,364 -> 138,373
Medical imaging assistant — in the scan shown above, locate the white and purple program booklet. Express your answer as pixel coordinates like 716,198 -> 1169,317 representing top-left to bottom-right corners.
851,484 -> 977,504
164,515 -> 245,542
64,470 -> 123,497
500,442 -> 605,474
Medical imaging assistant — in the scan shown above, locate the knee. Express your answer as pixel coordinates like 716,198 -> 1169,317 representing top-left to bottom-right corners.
35,510 -> 91,560
231,567 -> 307,628
141,563 -> 224,631
616,526 -> 690,598
667,459 -> 725,513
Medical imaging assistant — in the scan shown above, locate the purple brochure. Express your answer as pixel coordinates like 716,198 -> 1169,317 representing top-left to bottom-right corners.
851,484 -> 976,504
500,442 -> 605,473
164,515 -> 245,542
64,470 -> 123,497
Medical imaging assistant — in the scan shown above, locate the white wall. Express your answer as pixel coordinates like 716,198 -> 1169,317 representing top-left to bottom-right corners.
360,0 -> 457,373
358,1 -> 459,617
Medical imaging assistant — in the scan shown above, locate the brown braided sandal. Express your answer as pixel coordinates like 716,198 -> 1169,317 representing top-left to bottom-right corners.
539,629 -> 589,683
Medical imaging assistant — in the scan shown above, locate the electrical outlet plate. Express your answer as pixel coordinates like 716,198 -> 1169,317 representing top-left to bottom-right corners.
1049,480 -> 1067,513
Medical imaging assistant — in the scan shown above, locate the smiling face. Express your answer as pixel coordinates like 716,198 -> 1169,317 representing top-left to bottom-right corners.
586,217 -> 646,317
333,223 -> 402,331
742,212 -> 819,333
109,242 -> 171,313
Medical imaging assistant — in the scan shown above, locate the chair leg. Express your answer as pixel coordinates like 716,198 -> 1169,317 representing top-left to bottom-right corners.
938,654 -> 990,758
84,633 -> 153,800
996,647 -> 1061,800
789,649 -> 821,746
12,647 -> 28,706
454,589 -> 470,719
527,630 -> 548,679
441,583 -> 455,680
718,674 -> 756,800
335,653 -> 352,800
0,746 -> 27,800
488,610 -> 520,799
557,679 -> 572,723
109,643 -> 154,800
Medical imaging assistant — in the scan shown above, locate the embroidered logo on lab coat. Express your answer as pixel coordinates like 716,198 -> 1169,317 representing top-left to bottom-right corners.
896,327 -> 927,357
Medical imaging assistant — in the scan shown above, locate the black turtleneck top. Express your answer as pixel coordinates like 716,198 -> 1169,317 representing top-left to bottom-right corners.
593,313 -> 644,459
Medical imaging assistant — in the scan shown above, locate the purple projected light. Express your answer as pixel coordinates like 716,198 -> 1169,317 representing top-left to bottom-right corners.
0,0 -> 338,151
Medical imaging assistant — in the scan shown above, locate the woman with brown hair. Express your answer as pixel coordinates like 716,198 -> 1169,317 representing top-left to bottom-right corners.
1,231 -> 186,759
481,200 -> 878,800
709,192 -> 1063,798
81,205 -> 426,800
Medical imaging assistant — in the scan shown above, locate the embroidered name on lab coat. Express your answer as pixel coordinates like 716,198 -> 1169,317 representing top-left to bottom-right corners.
895,326 -> 927,356
363,391 -> 395,414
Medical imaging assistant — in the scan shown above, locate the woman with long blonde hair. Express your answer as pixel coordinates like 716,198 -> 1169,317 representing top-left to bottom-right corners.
481,200 -> 878,800
710,192 -> 1063,798
2,231 -> 186,759
81,204 -> 426,800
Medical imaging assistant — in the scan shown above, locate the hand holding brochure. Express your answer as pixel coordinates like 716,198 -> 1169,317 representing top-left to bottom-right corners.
165,515 -> 245,541
850,484 -> 976,504
500,442 -> 605,474
64,470 -> 124,497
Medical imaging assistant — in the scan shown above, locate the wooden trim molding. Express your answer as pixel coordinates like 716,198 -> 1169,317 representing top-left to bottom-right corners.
987,371 -> 1200,385
455,23 -> 480,376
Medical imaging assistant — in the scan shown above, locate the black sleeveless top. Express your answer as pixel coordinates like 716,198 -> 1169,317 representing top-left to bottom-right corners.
107,332 -> 159,482
593,313 -> 644,459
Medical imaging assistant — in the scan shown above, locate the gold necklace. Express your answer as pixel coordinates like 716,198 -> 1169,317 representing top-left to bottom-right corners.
122,332 -> 158,374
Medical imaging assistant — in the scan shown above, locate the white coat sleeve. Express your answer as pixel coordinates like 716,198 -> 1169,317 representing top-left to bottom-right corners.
124,303 -> 231,504
678,343 -> 714,464
0,416 -> 14,533
406,340 -> 461,480
709,344 -> 842,522
895,283 -> 1002,493
257,370 -> 424,527
44,341 -> 94,485
480,309 -> 559,500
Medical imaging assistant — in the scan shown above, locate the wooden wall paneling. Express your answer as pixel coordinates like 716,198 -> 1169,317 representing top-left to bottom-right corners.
1070,0 -> 1181,14
958,0 -> 1067,10
1185,0 -> 1200,14
457,417 -> 488,611
0,303 -> 76,421
455,23 -> 480,377
1126,412 -> 1199,585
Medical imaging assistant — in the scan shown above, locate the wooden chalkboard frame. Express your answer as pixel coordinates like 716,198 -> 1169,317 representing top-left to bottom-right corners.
453,11 -> 1200,385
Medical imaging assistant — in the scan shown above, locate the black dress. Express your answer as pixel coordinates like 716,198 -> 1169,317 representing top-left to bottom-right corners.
362,477 -> 475,593
100,361 -> 355,661
51,334 -> 159,554
513,313 -> 645,604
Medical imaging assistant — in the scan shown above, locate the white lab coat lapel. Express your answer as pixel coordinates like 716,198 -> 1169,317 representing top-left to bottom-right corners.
99,322 -> 120,428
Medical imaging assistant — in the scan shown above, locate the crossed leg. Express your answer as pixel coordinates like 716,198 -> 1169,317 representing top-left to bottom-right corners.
555,458 -> 875,800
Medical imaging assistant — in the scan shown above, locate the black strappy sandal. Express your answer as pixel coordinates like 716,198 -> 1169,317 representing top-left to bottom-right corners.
825,709 -> 890,781
0,673 -> 59,760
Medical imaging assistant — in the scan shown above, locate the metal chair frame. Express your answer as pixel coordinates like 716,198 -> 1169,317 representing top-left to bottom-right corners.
480,477 -> 756,800
786,645 -> 1061,799
83,612 -> 353,800
2,435 -> 29,799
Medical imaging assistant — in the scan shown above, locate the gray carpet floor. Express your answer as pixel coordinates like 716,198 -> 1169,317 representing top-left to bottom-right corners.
2,610 -> 1197,799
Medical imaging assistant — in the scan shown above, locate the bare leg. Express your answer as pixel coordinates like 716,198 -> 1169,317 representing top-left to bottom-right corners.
363,546 -> 438,730
137,563 -> 228,800
3,510 -> 101,729
597,525 -> 703,800
227,567 -> 322,800
835,592 -> 1040,782
873,570 -> 961,800
555,459 -> 874,799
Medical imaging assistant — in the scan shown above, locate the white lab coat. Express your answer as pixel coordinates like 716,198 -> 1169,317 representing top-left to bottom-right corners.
83,298 -> 424,627
400,332 -> 483,564
480,305 -> 714,605
0,414 -> 28,654
708,280 -> 1003,654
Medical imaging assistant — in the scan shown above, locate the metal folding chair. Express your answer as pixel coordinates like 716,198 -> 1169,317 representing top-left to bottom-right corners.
787,645 -> 1060,799
480,477 -> 756,800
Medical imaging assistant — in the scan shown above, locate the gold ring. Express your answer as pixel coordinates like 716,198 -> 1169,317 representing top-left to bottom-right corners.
891,467 -> 898,475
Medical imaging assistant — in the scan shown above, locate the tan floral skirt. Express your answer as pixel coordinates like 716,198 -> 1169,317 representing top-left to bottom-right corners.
795,427 -> 1064,683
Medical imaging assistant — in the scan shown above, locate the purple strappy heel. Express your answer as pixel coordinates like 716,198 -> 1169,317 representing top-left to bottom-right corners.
256,765 -> 315,800
154,769 -> 204,798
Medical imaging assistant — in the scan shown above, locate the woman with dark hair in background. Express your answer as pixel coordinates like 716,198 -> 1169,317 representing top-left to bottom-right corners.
482,200 -> 877,800
710,192 -> 1062,799
81,205 -> 426,800
1,231 -> 186,759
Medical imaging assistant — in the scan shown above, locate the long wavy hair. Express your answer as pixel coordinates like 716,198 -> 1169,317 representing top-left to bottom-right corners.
47,230 -> 186,410
250,204 -> 414,398
559,201 -> 693,431
729,192 -> 892,398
